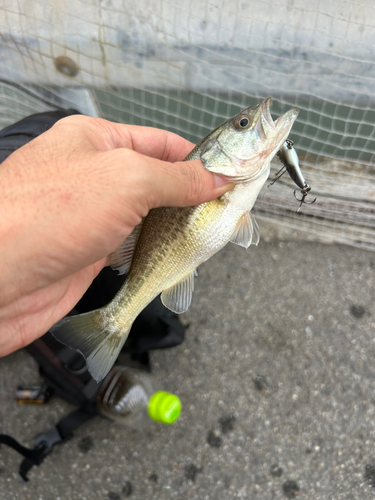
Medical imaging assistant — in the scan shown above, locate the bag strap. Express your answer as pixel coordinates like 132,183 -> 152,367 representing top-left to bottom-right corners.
0,406 -> 97,481
26,337 -> 100,407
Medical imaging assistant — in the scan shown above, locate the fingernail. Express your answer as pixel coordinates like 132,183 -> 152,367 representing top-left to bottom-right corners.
214,174 -> 230,188
214,175 -> 235,193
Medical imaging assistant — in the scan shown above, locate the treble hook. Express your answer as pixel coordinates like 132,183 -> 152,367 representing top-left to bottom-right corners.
293,185 -> 317,212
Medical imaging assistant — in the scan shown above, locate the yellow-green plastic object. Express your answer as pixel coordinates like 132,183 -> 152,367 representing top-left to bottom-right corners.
148,391 -> 181,424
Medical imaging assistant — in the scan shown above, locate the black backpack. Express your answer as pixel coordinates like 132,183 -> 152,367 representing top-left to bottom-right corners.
0,110 -> 186,481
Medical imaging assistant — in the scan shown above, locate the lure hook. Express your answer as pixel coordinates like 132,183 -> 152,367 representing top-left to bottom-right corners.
269,165 -> 287,186
293,185 -> 317,212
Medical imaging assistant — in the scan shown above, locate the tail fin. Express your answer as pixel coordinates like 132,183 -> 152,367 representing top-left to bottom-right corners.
50,310 -> 131,382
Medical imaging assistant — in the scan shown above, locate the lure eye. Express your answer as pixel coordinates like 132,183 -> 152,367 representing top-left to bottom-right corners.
234,115 -> 250,129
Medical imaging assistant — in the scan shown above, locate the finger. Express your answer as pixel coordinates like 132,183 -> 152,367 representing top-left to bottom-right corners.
51,115 -> 195,162
105,122 -> 195,161
153,158 -> 234,208
114,149 -> 234,210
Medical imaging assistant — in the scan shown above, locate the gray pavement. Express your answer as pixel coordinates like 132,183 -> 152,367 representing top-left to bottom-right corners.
0,238 -> 374,499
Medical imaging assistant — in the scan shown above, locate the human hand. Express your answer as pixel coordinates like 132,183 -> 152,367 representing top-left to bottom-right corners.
0,115 -> 233,356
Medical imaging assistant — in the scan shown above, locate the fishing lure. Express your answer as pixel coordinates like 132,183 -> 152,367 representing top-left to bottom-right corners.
273,139 -> 316,212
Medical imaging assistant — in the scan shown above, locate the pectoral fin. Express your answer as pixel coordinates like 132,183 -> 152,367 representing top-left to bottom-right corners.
161,272 -> 196,314
230,212 -> 260,249
108,222 -> 144,275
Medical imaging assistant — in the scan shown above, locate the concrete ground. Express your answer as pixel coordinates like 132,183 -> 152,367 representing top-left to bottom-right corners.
0,237 -> 374,500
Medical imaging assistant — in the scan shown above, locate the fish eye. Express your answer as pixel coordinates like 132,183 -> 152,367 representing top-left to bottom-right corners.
235,115 -> 250,129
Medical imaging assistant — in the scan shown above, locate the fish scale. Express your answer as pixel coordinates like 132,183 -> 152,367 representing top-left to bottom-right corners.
51,97 -> 300,382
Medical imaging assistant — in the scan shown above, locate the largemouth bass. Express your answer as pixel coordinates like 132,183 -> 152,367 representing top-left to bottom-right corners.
51,98 -> 299,382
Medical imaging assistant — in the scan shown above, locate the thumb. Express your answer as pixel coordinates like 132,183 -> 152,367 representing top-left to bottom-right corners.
129,153 -> 235,209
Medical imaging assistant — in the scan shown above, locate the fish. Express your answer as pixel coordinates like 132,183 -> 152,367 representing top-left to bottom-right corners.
51,97 -> 299,382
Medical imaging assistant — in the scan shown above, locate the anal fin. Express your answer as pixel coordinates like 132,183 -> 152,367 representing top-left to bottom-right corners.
161,272 -> 196,314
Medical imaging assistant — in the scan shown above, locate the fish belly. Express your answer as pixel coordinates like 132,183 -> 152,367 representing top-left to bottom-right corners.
108,196 -> 240,322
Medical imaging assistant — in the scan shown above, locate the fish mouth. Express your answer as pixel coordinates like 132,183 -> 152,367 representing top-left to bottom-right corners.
259,97 -> 299,134
258,97 -> 299,152
272,101 -> 299,134
260,97 -> 275,130
255,97 -> 276,141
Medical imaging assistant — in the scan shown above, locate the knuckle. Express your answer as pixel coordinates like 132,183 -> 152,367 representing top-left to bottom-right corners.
52,114 -> 84,128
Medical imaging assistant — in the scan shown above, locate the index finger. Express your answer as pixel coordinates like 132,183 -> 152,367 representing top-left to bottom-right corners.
106,121 -> 195,162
